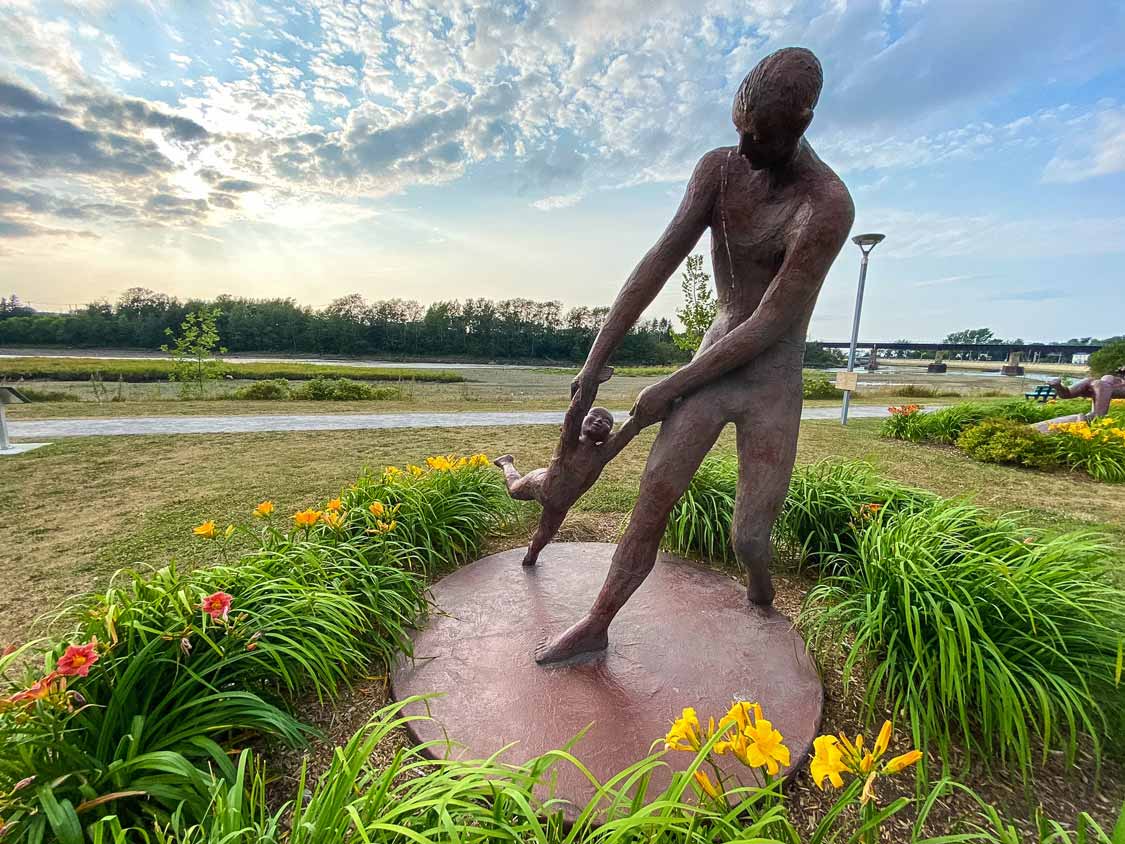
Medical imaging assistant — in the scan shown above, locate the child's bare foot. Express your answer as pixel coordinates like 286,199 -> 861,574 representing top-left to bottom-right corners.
493,454 -> 514,468
535,616 -> 609,663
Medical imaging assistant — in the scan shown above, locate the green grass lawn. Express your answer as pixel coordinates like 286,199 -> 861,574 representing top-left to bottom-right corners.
2,417 -> 1122,648
0,355 -> 465,383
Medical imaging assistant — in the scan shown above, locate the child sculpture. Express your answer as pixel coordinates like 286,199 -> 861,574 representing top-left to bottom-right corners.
495,369 -> 639,566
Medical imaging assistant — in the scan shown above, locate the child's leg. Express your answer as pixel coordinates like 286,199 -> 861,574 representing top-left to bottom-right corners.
524,507 -> 566,566
493,455 -> 534,500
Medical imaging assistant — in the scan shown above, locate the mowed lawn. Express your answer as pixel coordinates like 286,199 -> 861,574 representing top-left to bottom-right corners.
1,418 -> 1123,648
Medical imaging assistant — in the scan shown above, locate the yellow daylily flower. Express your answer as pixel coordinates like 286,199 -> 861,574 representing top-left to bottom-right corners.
884,749 -> 923,774
369,501 -> 386,517
874,720 -> 892,756
375,519 -> 396,534
326,498 -> 342,512
293,509 -> 322,528
693,769 -> 722,799
224,524 -> 235,539
321,511 -> 343,529
741,717 -> 791,775
664,707 -> 704,752
193,520 -> 217,539
407,464 -> 425,476
253,500 -> 274,517
810,735 -> 847,789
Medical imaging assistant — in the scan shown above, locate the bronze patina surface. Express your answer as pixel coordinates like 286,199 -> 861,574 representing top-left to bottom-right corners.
495,47 -> 855,663
391,544 -> 822,811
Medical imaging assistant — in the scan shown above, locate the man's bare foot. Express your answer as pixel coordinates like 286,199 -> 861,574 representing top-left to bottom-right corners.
493,454 -> 514,468
535,617 -> 609,663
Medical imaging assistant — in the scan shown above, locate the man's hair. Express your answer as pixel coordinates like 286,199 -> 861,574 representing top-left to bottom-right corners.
733,47 -> 823,128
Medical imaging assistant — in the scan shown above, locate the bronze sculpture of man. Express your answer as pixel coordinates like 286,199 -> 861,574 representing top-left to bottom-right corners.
533,46 -> 855,664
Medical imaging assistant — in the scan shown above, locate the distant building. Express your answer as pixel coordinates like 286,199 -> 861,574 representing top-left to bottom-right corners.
1071,353 -> 1090,365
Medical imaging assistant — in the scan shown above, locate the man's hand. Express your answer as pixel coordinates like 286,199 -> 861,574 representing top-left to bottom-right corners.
570,365 -> 615,400
630,382 -> 678,429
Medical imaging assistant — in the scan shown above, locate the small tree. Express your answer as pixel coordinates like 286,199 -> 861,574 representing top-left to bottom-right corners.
672,254 -> 717,353
161,307 -> 227,399
1089,339 -> 1125,376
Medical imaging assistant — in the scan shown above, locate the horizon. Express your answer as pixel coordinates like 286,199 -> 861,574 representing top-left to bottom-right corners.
1,1 -> 1123,342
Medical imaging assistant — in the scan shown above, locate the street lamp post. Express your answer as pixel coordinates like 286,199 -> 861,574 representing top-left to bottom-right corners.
840,233 -> 885,425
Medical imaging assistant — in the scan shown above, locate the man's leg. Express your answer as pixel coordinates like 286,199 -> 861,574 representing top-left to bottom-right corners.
731,383 -> 802,606
523,507 -> 566,566
535,389 -> 727,663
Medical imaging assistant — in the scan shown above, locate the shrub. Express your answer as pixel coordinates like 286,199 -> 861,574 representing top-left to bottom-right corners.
291,377 -> 401,401
231,378 -> 292,400
1047,411 -> 1125,483
341,455 -> 516,573
802,502 -> 1125,782
802,372 -> 841,399
0,455 -> 512,842
880,404 -> 927,441
663,456 -> 737,562
1089,339 -> 1125,377
11,387 -> 79,402
956,419 -> 1059,470
776,459 -> 936,567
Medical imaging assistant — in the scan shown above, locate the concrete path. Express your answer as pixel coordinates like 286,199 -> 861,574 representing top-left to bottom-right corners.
7,405 -> 897,439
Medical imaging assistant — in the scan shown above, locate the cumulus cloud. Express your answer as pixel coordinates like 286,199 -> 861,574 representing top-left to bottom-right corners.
0,0 -> 1122,251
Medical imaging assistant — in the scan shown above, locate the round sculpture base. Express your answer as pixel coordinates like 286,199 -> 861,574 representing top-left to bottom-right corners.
391,543 -> 823,812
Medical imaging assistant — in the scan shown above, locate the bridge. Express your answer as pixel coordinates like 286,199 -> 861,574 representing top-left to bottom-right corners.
814,341 -> 1101,375
815,341 -> 1102,355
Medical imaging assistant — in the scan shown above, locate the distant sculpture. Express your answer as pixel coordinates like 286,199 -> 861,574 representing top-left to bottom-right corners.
495,397 -> 640,566
528,46 -> 854,663
1048,369 -> 1125,419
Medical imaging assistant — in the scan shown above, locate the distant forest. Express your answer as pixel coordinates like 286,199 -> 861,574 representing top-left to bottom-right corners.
0,289 -> 694,365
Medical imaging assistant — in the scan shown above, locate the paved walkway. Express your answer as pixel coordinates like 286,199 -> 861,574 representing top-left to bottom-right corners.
8,405 -> 897,439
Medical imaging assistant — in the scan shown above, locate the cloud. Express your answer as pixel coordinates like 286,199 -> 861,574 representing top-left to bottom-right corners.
0,215 -> 97,239
1042,106 -> 1125,183
0,77 -> 63,114
532,192 -> 584,211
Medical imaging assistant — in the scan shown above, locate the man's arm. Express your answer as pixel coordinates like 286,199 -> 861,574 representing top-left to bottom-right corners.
653,188 -> 853,402
573,151 -> 721,399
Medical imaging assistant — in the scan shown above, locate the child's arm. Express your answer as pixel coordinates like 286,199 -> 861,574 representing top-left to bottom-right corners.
597,415 -> 641,465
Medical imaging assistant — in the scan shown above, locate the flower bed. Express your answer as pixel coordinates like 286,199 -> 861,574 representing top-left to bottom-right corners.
1,457 -> 1121,842
881,399 -> 1125,482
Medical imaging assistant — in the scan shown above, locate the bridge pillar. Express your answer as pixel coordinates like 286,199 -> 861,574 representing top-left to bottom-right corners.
865,346 -> 879,371
1001,350 -> 1024,376
927,349 -> 947,373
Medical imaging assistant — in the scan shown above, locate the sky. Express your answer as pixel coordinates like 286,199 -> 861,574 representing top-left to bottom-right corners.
0,0 -> 1123,343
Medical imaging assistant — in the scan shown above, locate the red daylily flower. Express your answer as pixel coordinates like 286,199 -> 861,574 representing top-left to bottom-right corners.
200,591 -> 232,622
56,641 -> 99,677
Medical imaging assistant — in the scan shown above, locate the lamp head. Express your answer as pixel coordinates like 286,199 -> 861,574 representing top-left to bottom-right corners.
852,233 -> 885,255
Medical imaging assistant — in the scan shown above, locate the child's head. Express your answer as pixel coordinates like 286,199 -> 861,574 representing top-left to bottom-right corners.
579,407 -> 614,445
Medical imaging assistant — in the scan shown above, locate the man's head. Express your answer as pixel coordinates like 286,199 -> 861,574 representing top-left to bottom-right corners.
732,47 -> 822,170
579,407 -> 614,445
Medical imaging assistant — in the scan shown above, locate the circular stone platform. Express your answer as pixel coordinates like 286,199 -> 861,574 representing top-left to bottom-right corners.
391,542 -> 822,809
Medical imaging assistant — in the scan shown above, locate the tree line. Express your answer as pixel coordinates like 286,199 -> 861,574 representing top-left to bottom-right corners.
0,289 -> 690,365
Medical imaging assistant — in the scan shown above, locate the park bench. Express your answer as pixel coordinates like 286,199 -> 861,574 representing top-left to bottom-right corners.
1024,384 -> 1056,402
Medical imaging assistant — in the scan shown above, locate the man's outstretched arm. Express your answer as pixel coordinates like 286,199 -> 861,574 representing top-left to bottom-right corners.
572,151 -> 721,402
647,188 -> 853,406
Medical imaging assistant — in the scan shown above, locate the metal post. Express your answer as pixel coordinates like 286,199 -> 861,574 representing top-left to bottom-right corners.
840,253 -> 869,425
840,233 -> 884,425
0,404 -> 9,451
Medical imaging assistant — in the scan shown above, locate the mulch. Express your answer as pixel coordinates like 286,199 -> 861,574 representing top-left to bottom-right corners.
264,517 -> 1124,838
